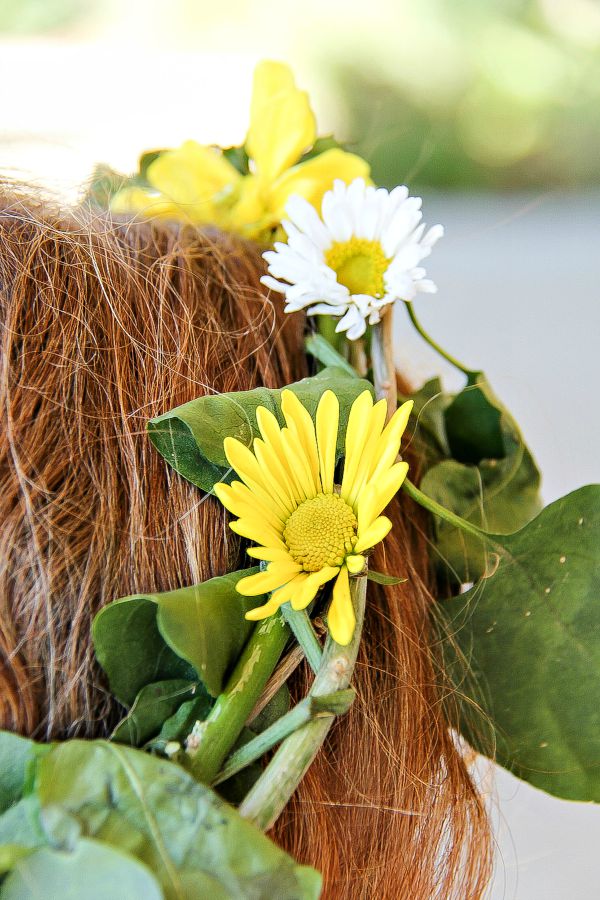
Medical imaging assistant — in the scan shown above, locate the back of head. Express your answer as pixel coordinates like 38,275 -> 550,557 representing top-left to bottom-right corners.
0,186 -> 491,898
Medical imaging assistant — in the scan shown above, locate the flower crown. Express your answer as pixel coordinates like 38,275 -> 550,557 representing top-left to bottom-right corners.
2,61 -> 598,898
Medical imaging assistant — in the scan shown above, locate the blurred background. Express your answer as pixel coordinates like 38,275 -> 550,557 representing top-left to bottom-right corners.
1,1 -> 598,897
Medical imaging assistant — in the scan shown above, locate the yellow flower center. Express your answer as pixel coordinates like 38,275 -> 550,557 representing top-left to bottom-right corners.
284,493 -> 357,572
325,238 -> 391,298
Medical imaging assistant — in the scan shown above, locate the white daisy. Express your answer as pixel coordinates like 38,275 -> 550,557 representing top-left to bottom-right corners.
261,178 -> 444,340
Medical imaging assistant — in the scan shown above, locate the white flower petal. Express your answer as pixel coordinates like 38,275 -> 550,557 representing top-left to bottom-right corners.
262,179 -> 442,340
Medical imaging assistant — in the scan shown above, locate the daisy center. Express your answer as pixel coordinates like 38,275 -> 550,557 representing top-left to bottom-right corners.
283,493 -> 358,572
325,237 -> 391,298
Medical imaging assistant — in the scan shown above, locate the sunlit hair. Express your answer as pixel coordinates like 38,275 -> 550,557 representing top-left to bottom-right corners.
0,184 -> 491,898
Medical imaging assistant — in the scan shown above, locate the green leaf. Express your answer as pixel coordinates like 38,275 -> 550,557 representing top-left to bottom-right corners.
84,164 -> 131,208
1,839 -> 164,900
0,845 -> 34,877
443,485 -> 600,802
155,695 -> 212,746
139,149 -> 166,179
111,680 -> 211,748
0,796 -> 45,850
366,570 -> 407,586
147,367 -> 373,492
93,569 -> 261,703
0,733 -> 35,813
222,145 -> 250,175
444,372 -> 505,465
400,377 -> 450,463
421,376 -> 542,583
92,597 -> 195,707
304,334 -> 357,377
33,740 -> 321,899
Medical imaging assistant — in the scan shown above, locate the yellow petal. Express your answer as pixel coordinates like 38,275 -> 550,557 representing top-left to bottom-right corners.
252,437 -> 304,511
224,437 -> 292,518
236,563 -> 299,597
246,61 -> 316,183
214,481 -> 283,530
279,427 -> 318,500
230,517 -> 286,550
345,554 -> 365,575
268,148 -> 371,221
110,186 -> 180,219
354,516 -> 392,554
246,546 -> 291,563
345,398 -> 388,509
245,592 -> 288,621
340,391 -> 374,502
147,141 -> 239,218
290,566 -> 339,611
281,390 -> 321,491
328,567 -> 356,646
369,400 -> 413,484
316,390 -> 339,495
365,461 -> 409,524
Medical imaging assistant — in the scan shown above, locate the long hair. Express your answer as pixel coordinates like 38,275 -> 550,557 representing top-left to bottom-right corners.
0,185 -> 491,898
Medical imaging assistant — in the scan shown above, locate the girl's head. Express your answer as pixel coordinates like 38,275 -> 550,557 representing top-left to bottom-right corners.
0,186 -> 491,898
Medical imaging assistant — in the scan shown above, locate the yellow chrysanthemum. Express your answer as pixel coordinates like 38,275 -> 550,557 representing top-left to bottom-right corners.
111,61 -> 369,240
214,390 -> 413,646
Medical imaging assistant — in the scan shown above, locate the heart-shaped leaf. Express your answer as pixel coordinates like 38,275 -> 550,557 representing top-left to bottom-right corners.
442,485 -> 600,802
147,367 -> 373,492
0,733 -> 35,814
93,569 -> 261,704
111,680 -> 212,748
1,840 -> 164,900
29,739 -> 321,899
420,374 -> 542,583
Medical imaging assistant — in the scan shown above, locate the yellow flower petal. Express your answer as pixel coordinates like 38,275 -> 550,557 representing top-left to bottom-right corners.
253,437 -> 303,511
290,566 -> 339,611
268,148 -> 371,222
281,390 -> 321,491
237,562 -> 300,597
345,554 -> 365,575
110,186 -> 180,219
246,61 -> 316,184
345,398 -> 388,509
368,400 -> 413,484
365,461 -> 409,524
244,591 -> 288,621
224,437 -> 292,518
328,566 -> 356,646
315,390 -> 339,495
279,427 -> 318,500
214,481 -> 284,530
147,140 -> 239,219
230,517 -> 286,550
354,516 -> 393,554
246,546 -> 292,564
340,391 -> 374,502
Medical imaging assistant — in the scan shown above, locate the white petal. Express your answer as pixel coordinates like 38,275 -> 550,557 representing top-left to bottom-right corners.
285,194 -> 333,250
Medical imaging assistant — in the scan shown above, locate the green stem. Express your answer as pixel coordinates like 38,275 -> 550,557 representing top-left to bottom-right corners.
371,308 -> 397,419
239,572 -> 367,831
405,302 -> 473,377
402,477 -> 502,548
281,604 -> 322,674
187,613 -> 289,784
316,315 -> 346,357
212,689 -> 355,786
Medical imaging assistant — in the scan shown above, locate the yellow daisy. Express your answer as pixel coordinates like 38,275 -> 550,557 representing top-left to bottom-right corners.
214,390 -> 413,646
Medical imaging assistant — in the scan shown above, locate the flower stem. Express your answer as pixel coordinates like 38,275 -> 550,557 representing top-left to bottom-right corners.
405,302 -> 474,377
239,572 -> 367,831
187,613 -> 289,785
212,689 -> 355,786
371,307 -> 397,419
402,477 -> 503,550
281,604 -> 323,674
